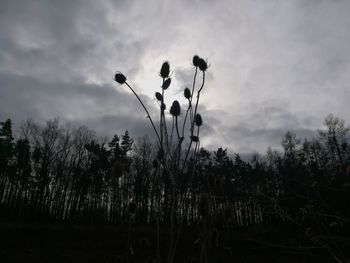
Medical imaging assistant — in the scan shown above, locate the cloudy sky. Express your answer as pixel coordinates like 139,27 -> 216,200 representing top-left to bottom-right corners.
1,0 -> 349,153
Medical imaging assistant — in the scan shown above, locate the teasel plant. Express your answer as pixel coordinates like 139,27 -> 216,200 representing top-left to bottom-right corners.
114,55 -> 209,263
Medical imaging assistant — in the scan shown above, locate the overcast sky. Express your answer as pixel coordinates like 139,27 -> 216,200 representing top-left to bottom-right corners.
1,0 -> 349,153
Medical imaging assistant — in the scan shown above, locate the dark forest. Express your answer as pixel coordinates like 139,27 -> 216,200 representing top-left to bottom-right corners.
1,57 -> 350,263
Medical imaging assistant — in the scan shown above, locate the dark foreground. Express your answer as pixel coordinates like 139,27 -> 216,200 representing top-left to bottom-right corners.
0,222 -> 337,263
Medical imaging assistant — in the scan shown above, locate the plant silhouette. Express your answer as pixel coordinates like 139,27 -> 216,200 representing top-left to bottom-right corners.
0,57 -> 350,262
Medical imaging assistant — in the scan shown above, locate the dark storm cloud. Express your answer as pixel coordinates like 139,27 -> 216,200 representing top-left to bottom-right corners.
0,73 -> 159,139
0,0 -> 146,83
1,0 -> 350,153
0,0 -> 155,139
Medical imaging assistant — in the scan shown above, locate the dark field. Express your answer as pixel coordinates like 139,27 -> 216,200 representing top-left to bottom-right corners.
0,222 -> 335,263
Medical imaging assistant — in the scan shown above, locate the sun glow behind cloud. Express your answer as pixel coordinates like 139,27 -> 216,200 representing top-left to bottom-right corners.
1,0 -> 350,153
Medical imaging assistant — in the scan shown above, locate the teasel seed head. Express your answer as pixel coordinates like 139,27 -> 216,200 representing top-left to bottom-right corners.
170,100 -> 180,116
170,106 -> 174,116
191,135 -> 199,142
184,88 -> 191,99
195,113 -> 203,126
114,72 -> 127,84
162,78 -> 171,90
192,55 -> 200,67
155,92 -> 162,101
160,61 -> 170,78
198,58 -> 208,72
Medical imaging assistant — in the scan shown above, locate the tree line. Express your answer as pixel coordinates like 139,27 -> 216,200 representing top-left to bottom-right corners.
0,115 -> 349,230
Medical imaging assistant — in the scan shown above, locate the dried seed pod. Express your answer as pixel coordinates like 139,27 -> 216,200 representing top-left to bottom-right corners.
170,100 -> 180,116
198,58 -> 208,72
114,72 -> 127,84
190,135 -> 199,142
170,106 -> 175,116
160,103 -> 166,111
192,55 -> 200,67
184,88 -> 191,99
195,114 -> 203,126
160,61 -> 170,78
162,78 -> 171,90
155,92 -> 162,101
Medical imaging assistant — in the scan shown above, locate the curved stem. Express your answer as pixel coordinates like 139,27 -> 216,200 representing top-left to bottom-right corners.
160,80 -> 164,149
190,67 -> 198,124
161,83 -> 170,151
170,116 -> 175,150
175,116 -> 182,168
125,82 -> 161,145
193,72 -> 206,121
175,116 -> 181,140
182,100 -> 191,139
193,126 -> 200,158
182,67 -> 197,139
190,126 -> 201,178
182,72 -> 205,170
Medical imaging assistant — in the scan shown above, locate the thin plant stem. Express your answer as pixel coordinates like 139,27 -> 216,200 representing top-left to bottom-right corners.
182,67 -> 198,137
160,79 -> 164,152
190,67 -> 198,124
161,86 -> 170,151
160,78 -> 165,150
125,82 -> 161,145
181,99 -> 191,139
193,72 -> 206,122
182,71 -> 205,170
170,116 -> 175,150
